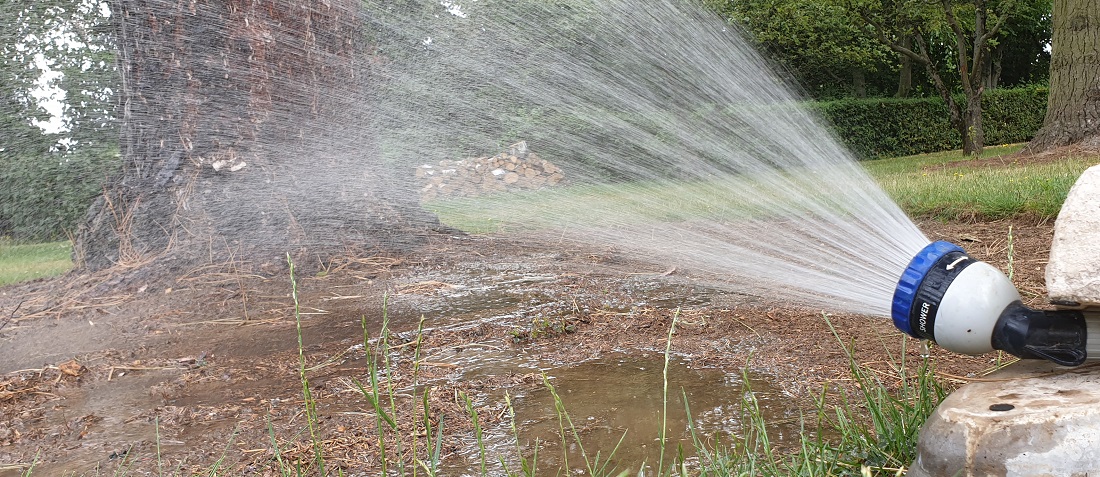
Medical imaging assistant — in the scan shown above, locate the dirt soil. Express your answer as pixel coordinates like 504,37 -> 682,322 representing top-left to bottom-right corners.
0,217 -> 1055,475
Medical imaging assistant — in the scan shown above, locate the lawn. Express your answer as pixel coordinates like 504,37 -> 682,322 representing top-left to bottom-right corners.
0,240 -> 72,286
427,143 -> 1100,233
864,144 -> 1100,220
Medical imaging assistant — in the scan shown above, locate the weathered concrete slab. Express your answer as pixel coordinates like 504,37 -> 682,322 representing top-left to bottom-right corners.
1047,164 -> 1100,308
907,360 -> 1100,477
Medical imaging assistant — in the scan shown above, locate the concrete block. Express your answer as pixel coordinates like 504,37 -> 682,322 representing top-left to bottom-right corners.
1047,164 -> 1100,307
907,360 -> 1100,477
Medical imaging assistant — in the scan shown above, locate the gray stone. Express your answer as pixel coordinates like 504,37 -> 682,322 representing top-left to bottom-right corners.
908,360 -> 1100,477
1047,164 -> 1100,307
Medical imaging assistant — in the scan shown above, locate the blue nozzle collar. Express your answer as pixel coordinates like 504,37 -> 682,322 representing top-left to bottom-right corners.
892,241 -> 965,338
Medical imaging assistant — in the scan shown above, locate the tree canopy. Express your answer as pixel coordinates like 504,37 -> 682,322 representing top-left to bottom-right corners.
705,0 -> 896,98
705,0 -> 1051,101
0,0 -> 119,241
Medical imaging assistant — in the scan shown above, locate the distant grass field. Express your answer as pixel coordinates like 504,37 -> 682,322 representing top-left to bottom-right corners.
428,143 -> 1100,232
0,240 -> 72,286
864,144 -> 1100,220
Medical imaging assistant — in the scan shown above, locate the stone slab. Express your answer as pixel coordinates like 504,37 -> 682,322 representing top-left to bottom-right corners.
907,360 -> 1100,477
1047,164 -> 1100,307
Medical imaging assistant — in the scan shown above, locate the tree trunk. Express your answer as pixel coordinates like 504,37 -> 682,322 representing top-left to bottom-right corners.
1028,0 -> 1100,151
983,43 -> 1003,90
851,68 -> 867,98
964,93 -> 986,154
911,32 -> 971,154
75,0 -> 442,272
896,36 -> 913,98
939,0 -> 1010,155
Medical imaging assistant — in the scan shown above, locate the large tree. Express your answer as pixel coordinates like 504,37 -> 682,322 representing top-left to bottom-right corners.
1027,0 -> 1100,150
704,0 -> 895,99
0,3 -> 57,237
854,0 -> 1016,155
75,0 -> 441,271
0,0 -> 119,241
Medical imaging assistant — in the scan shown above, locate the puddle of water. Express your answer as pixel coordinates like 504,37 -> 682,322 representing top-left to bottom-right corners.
392,272 -> 560,321
385,269 -> 722,342
429,346 -> 544,381
307,268 -> 803,475
456,355 -> 802,476
22,369 -> 179,476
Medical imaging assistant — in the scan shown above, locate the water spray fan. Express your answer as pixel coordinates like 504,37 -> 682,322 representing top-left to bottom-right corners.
892,241 -> 1100,366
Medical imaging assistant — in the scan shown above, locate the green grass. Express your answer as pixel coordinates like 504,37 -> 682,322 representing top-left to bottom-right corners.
427,143 -> 1100,234
860,143 -> 1028,175
674,316 -> 946,477
865,144 -> 1100,220
422,179 -> 780,234
0,239 -> 73,286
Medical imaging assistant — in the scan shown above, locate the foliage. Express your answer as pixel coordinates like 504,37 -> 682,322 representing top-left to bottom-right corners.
704,0 -> 1051,100
815,86 -> 1048,158
0,0 -> 120,241
704,0 -> 897,99
0,147 -> 119,241
992,0 -> 1052,87
0,2 -> 61,200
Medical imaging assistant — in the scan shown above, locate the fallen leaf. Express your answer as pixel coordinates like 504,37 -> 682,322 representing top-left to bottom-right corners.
59,360 -> 85,377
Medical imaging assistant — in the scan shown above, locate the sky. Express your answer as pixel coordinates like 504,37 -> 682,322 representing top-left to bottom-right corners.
26,1 -> 108,135
32,52 -> 67,134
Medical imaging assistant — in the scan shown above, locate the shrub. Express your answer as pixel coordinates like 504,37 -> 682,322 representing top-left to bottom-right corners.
814,86 -> 1048,159
0,147 -> 119,242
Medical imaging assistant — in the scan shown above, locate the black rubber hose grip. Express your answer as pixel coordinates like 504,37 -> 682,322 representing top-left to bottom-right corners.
992,301 -> 1087,367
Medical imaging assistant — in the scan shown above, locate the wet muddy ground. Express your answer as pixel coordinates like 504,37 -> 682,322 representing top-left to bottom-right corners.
0,218 -> 1053,475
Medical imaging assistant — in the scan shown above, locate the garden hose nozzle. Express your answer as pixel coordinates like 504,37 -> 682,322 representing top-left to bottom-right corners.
891,241 -> 1100,367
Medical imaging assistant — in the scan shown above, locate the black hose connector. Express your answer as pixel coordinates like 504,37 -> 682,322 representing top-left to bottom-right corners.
992,301 -> 1088,367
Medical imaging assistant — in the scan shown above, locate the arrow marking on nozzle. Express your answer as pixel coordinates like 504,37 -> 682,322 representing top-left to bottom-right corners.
945,256 -> 969,270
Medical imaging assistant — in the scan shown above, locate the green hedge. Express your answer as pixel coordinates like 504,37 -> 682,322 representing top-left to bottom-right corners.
813,86 -> 1048,159
0,147 -> 119,242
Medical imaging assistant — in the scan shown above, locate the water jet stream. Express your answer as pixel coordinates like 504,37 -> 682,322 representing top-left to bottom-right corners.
368,0 -> 929,317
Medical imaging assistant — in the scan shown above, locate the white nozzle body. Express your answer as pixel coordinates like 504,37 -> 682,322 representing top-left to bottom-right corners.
934,262 -> 1022,355
894,241 -> 1092,366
